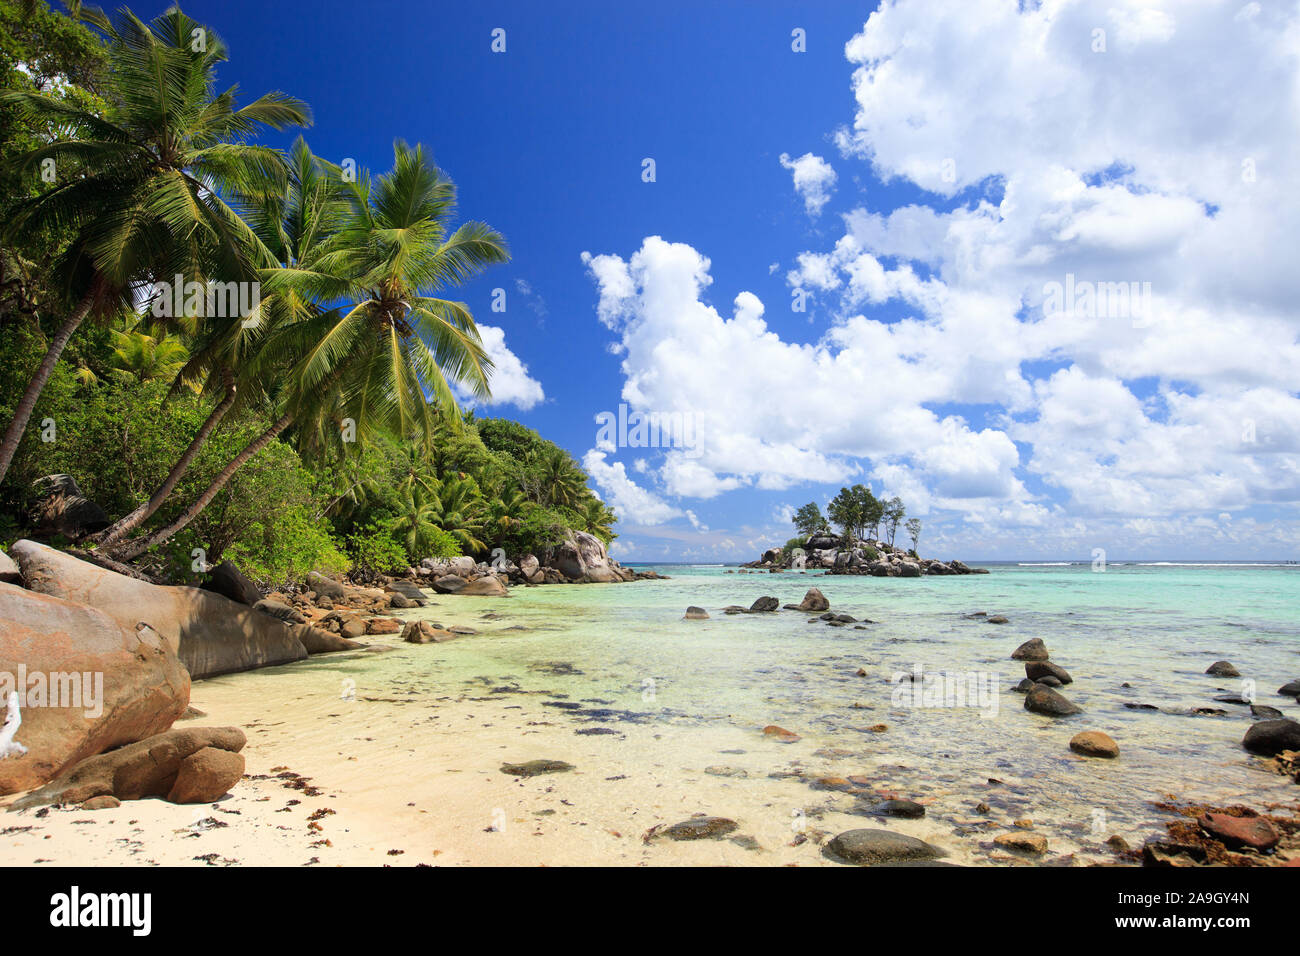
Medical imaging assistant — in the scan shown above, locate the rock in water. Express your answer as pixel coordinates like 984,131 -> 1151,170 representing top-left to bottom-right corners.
1011,638 -> 1049,661
1205,660 -> 1241,677
656,817 -> 738,841
166,746 -> 246,803
500,759 -> 574,777
9,726 -> 246,810
1024,684 -> 1082,716
202,560 -> 261,606
401,621 -> 459,644
0,583 -> 191,796
994,832 -> 1048,855
296,626 -> 364,654
1242,718 -> 1300,756
1198,812 -> 1280,851
1069,731 -> 1119,758
683,606 -> 709,620
1277,681 -> 1300,697
1026,660 -> 1073,684
460,575 -> 508,597
826,828 -> 945,865
10,540 -> 306,679
549,530 -> 628,583
868,799 -> 926,819
796,587 -> 830,612
749,596 -> 779,612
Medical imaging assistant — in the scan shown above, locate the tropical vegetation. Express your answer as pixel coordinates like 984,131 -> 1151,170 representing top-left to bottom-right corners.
0,1 -> 617,588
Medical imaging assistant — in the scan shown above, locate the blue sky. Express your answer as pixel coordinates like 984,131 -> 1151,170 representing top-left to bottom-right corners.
181,0 -> 1299,562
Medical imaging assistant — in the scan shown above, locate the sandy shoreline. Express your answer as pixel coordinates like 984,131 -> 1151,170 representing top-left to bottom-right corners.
4,585 -> 1297,868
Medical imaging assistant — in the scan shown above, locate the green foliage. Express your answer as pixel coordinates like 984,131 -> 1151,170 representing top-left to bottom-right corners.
0,3 -> 619,585
792,502 -> 828,536
781,536 -> 805,556
344,522 -> 410,578
828,484 -> 878,545
905,516 -> 922,552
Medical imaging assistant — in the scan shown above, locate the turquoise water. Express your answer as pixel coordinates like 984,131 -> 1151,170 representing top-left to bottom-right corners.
383,562 -> 1299,862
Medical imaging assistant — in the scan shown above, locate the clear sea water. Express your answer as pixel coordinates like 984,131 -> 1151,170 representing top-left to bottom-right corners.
355,562 -> 1300,862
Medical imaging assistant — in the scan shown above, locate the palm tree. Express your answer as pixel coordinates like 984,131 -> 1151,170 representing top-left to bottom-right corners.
426,474 -> 486,554
111,141 -> 509,560
108,324 -> 190,384
388,485 -> 444,560
95,136 -> 337,550
534,445 -> 585,509
576,495 -> 617,543
0,6 -> 309,486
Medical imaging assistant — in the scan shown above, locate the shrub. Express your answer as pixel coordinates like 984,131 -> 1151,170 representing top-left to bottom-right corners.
345,522 -> 410,578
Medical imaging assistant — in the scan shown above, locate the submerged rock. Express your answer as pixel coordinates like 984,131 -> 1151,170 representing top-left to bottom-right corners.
1199,812 -> 1280,851
1069,730 -> 1119,758
654,816 -> 738,841
749,596 -> 779,612
762,724 -> 801,743
1277,681 -> 1300,697
868,799 -> 926,819
683,606 -> 709,620
1024,684 -> 1082,716
1205,661 -> 1241,678
1242,718 -> 1300,756
826,828 -> 945,865
500,759 -> 574,777
994,832 -> 1047,855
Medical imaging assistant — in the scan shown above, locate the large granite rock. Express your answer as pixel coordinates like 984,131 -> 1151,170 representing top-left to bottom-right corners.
27,474 -> 109,540
10,540 -> 307,680
202,560 -> 260,606
548,530 -> 625,583
0,583 -> 191,795
459,575 -> 508,596
166,746 -> 246,804
9,726 -> 246,810
796,587 -> 830,612
0,550 -> 19,584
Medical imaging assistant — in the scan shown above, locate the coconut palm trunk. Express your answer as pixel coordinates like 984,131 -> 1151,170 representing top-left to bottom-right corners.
95,368 -> 237,548
110,410 -> 294,561
0,281 -> 100,486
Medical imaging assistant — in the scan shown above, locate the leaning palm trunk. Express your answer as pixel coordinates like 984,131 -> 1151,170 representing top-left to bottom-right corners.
0,283 -> 99,486
95,369 -> 238,548
109,410 -> 293,561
